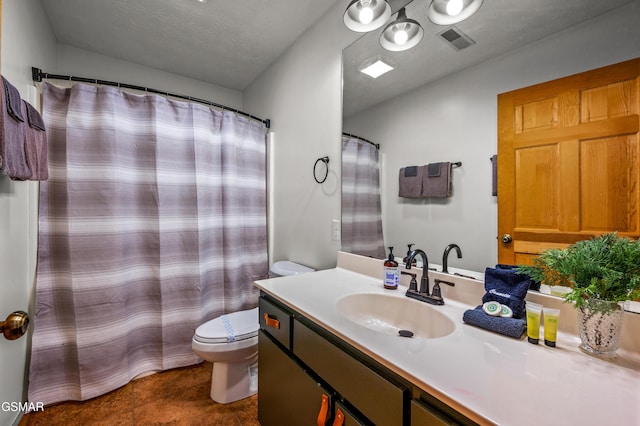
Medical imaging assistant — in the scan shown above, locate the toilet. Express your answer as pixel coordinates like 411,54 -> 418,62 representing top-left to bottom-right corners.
269,260 -> 316,277
192,260 -> 314,403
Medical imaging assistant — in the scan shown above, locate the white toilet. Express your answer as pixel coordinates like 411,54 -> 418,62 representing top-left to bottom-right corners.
192,260 -> 314,403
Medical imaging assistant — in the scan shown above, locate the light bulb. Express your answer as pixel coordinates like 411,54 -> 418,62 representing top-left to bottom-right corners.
359,7 -> 374,24
358,0 -> 374,24
446,0 -> 464,16
393,28 -> 408,45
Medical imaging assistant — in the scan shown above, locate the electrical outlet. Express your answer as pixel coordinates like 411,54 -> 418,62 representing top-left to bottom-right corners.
331,219 -> 341,241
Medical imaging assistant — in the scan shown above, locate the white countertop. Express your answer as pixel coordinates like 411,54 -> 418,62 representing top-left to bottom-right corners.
255,264 -> 640,426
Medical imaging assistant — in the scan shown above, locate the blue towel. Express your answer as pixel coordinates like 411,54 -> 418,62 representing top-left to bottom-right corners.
463,306 -> 526,339
482,265 -> 532,319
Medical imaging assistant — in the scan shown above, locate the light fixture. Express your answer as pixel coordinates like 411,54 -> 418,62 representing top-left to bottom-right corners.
358,58 -> 395,79
343,0 -> 392,32
379,8 -> 424,52
428,0 -> 484,25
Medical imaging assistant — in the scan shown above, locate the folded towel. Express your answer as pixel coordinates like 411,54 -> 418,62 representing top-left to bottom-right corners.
25,101 -> 45,131
404,166 -> 418,177
463,305 -> 526,339
0,76 -> 30,179
482,265 -> 532,319
399,165 -> 424,198
421,162 -> 451,198
22,100 -> 48,180
427,162 -> 441,177
2,77 -> 24,122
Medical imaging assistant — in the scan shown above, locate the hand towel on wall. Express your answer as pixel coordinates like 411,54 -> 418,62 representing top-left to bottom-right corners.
399,165 -> 424,198
23,100 -> 48,180
0,76 -> 30,179
421,162 -> 451,198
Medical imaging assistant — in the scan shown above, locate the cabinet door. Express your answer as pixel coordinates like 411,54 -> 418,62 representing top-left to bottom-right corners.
258,331 -> 332,426
293,319 -> 406,426
411,400 -> 454,426
334,401 -> 367,426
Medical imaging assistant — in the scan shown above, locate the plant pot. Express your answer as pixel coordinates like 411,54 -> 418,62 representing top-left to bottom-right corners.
577,298 -> 625,358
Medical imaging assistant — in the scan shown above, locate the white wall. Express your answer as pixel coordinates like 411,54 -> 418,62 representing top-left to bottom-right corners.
244,1 -> 359,270
344,1 -> 640,272
1,2 -> 56,424
55,44 -> 243,110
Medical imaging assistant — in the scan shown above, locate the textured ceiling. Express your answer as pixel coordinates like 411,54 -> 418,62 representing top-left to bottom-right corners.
40,0 -> 336,91
343,0 -> 636,117
40,0 -> 636,109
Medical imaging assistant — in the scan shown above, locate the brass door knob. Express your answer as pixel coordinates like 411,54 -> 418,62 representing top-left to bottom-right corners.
1,311 -> 30,340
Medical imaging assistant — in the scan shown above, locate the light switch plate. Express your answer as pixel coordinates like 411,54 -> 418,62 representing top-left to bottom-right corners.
331,219 -> 341,241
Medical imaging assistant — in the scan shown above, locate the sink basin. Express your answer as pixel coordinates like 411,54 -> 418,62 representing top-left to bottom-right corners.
336,293 -> 455,339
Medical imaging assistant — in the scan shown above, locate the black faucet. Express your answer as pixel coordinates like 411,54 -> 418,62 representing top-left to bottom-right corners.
405,249 -> 444,305
442,243 -> 462,274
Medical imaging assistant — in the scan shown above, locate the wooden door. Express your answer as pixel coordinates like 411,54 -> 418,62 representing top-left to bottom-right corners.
497,58 -> 640,265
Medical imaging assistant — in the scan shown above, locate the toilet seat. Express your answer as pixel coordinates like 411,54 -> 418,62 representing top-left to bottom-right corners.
270,260 -> 315,276
194,307 -> 258,344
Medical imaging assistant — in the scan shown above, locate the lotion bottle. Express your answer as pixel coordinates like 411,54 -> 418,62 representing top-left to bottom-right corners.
383,247 -> 399,290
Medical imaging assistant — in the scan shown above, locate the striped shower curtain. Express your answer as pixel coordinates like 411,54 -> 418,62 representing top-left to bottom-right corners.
29,82 -> 268,405
341,136 -> 385,259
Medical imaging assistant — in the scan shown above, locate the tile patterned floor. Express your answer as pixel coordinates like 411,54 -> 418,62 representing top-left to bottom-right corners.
19,362 -> 259,426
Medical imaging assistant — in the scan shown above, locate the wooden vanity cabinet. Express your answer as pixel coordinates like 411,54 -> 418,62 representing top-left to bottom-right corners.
258,293 -> 478,426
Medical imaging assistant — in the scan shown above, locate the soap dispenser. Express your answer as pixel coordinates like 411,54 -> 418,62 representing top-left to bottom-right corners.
383,247 -> 399,290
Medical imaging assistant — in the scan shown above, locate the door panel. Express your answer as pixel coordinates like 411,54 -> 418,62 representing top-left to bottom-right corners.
498,58 -> 640,264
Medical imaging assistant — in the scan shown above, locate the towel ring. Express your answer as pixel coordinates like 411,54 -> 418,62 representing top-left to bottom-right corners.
313,156 -> 330,184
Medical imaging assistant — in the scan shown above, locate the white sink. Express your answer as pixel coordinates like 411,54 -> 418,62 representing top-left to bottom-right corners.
336,293 -> 455,339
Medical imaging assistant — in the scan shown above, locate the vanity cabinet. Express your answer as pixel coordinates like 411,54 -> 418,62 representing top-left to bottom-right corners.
258,293 -> 477,426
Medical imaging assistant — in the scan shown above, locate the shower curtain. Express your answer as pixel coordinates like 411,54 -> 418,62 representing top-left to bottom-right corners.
29,83 -> 268,405
341,136 -> 385,259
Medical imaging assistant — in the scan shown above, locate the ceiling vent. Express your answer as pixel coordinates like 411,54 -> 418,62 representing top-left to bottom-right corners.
438,26 -> 475,50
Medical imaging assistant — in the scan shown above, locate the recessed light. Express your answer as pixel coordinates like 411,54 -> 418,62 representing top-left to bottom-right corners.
358,59 -> 395,79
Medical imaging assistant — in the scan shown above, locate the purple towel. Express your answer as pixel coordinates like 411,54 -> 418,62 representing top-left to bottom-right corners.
2,77 -> 24,122
23,100 -> 48,180
0,76 -> 30,179
399,165 -> 424,198
421,162 -> 451,198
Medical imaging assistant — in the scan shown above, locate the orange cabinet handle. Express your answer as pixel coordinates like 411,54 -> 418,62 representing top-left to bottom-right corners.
317,393 -> 329,426
332,408 -> 345,426
263,313 -> 280,329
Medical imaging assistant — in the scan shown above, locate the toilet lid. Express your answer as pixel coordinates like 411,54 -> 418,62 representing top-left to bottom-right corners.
270,260 -> 315,276
194,307 -> 259,344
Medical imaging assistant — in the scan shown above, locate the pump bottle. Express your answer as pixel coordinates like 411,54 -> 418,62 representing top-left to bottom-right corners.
383,247 -> 399,289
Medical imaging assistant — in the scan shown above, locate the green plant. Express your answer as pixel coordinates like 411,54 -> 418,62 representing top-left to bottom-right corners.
517,233 -> 640,309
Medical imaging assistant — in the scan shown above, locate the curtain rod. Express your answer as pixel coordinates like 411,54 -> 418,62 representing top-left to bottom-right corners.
342,132 -> 380,149
31,67 -> 271,129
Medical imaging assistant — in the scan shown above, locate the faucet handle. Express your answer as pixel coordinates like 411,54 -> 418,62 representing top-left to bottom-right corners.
401,271 -> 418,291
431,282 -> 442,299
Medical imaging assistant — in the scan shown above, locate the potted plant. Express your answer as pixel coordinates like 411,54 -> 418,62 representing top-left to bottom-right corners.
517,233 -> 640,358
